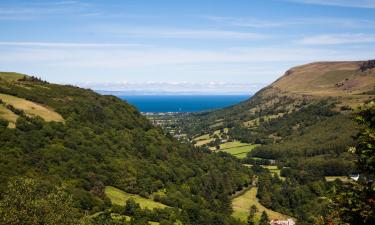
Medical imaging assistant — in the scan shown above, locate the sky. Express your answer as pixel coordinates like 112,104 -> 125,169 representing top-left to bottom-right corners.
0,0 -> 374,94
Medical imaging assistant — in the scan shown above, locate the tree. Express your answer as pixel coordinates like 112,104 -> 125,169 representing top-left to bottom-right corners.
0,177 -> 81,225
247,205 -> 257,225
124,198 -> 141,216
259,211 -> 269,225
327,106 -> 375,225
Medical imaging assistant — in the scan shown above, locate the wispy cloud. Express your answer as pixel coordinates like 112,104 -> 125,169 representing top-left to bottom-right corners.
0,41 -> 145,48
205,15 -> 375,28
298,33 -> 375,45
0,0 -> 95,20
1,42 -> 373,70
96,26 -> 268,40
283,0 -> 375,8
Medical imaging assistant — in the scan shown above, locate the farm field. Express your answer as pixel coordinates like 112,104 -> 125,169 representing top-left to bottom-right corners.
0,93 -> 64,123
232,187 -> 289,222
105,186 -> 167,209
221,142 -> 259,159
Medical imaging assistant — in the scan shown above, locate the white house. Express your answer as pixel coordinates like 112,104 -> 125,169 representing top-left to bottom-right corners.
270,219 -> 295,225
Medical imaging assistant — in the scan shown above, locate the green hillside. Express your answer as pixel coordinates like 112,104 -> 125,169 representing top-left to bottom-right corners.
0,73 -> 252,225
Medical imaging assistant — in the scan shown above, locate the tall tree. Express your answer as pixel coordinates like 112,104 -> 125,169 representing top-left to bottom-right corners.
247,205 -> 257,225
259,211 -> 269,225
327,106 -> 375,224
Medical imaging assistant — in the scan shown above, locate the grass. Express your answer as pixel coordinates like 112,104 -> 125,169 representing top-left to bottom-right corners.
232,187 -> 289,222
220,141 -> 249,149
105,186 -> 167,209
0,104 -> 18,128
0,93 -> 64,123
220,142 -> 259,159
0,72 -> 26,82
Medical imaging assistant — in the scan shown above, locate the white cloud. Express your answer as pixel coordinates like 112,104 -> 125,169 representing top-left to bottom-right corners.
284,0 -> 375,8
1,41 -> 374,93
77,81 -> 266,94
298,33 -> 375,45
1,42 -> 374,69
205,16 -> 375,28
96,26 -> 267,40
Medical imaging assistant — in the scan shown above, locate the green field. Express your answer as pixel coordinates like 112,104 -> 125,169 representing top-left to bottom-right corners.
105,186 -> 167,209
232,187 -> 289,222
220,142 -> 259,158
0,93 -> 64,123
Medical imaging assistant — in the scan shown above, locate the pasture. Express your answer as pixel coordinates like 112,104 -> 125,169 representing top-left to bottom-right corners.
105,186 -> 167,209
232,187 -> 289,222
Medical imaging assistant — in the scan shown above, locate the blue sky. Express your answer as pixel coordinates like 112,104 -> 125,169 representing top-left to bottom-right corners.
0,0 -> 374,94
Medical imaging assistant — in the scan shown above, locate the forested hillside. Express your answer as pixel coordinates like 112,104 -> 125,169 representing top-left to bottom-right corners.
0,73 -> 252,225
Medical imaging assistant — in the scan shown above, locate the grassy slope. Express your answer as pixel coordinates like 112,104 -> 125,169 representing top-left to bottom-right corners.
232,187 -> 289,222
273,62 -> 374,95
105,186 -> 167,209
0,93 -> 64,123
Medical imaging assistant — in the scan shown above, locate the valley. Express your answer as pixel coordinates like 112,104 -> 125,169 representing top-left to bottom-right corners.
0,60 -> 374,225
1,0 -> 374,224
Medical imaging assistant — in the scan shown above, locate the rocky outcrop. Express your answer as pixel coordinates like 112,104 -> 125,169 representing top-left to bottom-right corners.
360,60 -> 375,72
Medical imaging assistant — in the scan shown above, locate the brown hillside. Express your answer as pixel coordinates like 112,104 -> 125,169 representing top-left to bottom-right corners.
272,61 -> 375,95
265,60 -> 375,108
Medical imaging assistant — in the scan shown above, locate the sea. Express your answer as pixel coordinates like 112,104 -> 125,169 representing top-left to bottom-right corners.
118,95 -> 250,113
